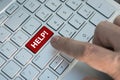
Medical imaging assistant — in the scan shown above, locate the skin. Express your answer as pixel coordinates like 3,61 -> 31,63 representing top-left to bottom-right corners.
50,16 -> 120,80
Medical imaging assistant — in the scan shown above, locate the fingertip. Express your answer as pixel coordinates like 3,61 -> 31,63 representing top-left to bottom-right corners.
114,15 -> 120,25
50,36 -> 60,43
50,35 -> 62,50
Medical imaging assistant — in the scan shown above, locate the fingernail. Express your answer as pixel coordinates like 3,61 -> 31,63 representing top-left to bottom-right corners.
51,36 -> 60,43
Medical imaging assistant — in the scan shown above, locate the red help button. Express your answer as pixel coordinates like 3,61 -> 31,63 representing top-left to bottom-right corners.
26,26 -> 54,53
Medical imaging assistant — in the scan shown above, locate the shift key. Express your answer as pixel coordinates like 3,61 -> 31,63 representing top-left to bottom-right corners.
5,9 -> 29,31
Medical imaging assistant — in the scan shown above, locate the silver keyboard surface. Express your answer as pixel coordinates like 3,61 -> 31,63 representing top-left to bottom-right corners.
0,0 -> 116,80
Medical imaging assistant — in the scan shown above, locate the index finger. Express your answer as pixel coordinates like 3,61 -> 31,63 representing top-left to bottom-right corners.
50,36 -> 117,77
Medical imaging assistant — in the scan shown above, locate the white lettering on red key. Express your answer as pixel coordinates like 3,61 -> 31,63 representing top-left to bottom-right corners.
31,31 -> 48,48
26,26 -> 54,54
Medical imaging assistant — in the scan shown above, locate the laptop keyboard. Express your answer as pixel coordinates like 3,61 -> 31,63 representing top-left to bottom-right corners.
0,0 -> 116,80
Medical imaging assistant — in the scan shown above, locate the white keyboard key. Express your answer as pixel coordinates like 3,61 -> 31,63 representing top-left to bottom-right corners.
50,56 -> 63,70
46,0 -> 61,11
36,7 -> 52,21
57,6 -> 73,20
39,69 -> 57,80
0,27 -> 11,43
59,24 -> 76,38
0,13 -> 8,24
5,9 -> 29,31
78,4 -> 94,19
15,77 -> 22,80
15,49 -> 33,66
11,30 -> 29,46
21,65 -> 39,80
24,0 -> 40,13
66,0 -> 82,10
90,13 -> 107,26
33,43 -> 57,69
23,18 -> 41,35
74,23 -> 95,42
61,53 -> 74,62
87,0 -> 115,18
60,0 -> 66,2
69,14 -> 85,29
56,60 -> 69,74
0,42 -> 17,58
38,0 -> 45,3
0,56 -> 6,67
47,15 -> 64,30
17,0 -> 26,4
0,74 -> 7,80
2,61 -> 21,79
6,3 -> 19,15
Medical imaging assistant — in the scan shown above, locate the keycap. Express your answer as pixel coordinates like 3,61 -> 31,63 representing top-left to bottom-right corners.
15,77 -> 22,80
33,43 -> 57,69
90,13 -> 107,26
6,3 -> 19,15
11,30 -> 29,46
38,69 -> 57,80
5,9 -> 29,31
2,61 -> 21,79
38,0 -> 45,3
24,0 -> 40,13
74,23 -> 95,42
45,0 -> 61,11
0,56 -> 6,67
60,53 -> 74,62
0,74 -> 7,80
21,64 -> 39,80
17,0 -> 26,4
69,14 -> 85,29
15,49 -> 33,66
0,27 -> 11,43
66,0 -> 82,10
60,0 -> 66,2
56,60 -> 69,75
0,42 -> 17,58
23,18 -> 41,35
59,24 -> 76,38
78,4 -> 94,19
47,15 -> 64,30
36,7 -> 52,21
0,13 -> 8,24
26,26 -> 54,53
50,56 -> 63,70
57,6 -> 73,20
87,0 -> 115,18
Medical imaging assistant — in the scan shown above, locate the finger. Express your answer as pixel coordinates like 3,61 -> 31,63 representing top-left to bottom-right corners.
93,21 -> 120,51
83,76 -> 101,80
50,36 -> 118,77
114,15 -> 120,26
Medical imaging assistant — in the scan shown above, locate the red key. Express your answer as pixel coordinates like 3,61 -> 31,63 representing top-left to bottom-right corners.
26,26 -> 54,54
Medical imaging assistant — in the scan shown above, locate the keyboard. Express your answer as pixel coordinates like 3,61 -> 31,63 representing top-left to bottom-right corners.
0,0 -> 116,80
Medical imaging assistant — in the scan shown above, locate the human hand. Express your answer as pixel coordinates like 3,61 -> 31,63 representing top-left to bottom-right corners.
50,16 -> 120,80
